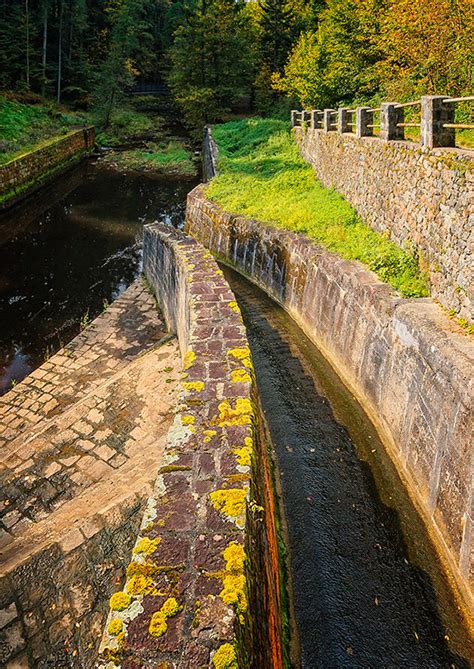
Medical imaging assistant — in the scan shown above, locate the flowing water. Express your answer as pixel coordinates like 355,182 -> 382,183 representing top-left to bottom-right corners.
224,266 -> 473,669
0,159 -> 197,394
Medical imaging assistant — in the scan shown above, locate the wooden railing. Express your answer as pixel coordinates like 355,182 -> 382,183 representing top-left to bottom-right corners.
291,95 -> 474,148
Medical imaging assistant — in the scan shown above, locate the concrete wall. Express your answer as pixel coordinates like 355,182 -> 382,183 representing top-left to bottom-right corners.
186,185 -> 474,613
0,127 -> 95,207
99,224 -> 286,667
294,127 -> 474,322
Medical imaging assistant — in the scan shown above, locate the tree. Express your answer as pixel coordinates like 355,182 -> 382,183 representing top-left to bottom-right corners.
167,0 -> 253,132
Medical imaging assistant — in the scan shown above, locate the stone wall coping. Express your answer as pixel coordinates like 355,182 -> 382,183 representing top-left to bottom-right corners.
98,222 -> 284,667
0,126 -> 95,168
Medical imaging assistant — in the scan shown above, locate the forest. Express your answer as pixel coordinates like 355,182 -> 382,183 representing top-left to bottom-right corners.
0,0 -> 472,133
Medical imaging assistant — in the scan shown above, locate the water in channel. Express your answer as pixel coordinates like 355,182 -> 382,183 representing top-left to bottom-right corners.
0,159 -> 197,394
223,266 -> 473,669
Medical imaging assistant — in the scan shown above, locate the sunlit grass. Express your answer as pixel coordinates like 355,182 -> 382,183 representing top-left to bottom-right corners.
207,118 -> 429,298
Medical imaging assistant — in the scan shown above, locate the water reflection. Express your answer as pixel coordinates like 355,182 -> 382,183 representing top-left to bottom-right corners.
0,160 -> 197,393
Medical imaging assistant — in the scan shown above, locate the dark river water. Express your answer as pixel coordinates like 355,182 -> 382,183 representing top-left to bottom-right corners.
0,159 -> 197,394
224,267 -> 473,669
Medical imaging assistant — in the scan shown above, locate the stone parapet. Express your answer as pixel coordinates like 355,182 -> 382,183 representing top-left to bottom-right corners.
98,224 -> 285,667
185,185 -> 474,615
293,126 -> 474,322
0,127 -> 95,208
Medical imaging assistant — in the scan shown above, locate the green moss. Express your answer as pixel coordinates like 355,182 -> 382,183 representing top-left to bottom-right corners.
206,118 -> 430,298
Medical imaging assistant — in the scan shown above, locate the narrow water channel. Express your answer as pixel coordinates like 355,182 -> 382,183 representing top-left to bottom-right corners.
0,159 -> 197,394
224,266 -> 473,669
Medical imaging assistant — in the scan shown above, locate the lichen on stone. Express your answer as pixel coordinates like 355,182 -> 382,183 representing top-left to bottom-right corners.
230,369 -> 252,384
126,573 -> 157,596
227,347 -> 250,360
203,429 -> 217,443
183,381 -> 205,392
212,642 -> 238,668
216,399 -> 253,427
210,488 -> 247,519
233,438 -> 252,467
219,541 -> 247,614
181,414 -> 195,425
148,597 -> 183,638
133,536 -> 161,555
228,301 -> 240,313
110,592 -> 131,611
107,618 -> 123,636
183,350 -> 196,370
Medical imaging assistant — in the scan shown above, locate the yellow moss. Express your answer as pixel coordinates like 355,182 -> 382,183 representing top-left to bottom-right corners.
109,592 -> 131,611
216,399 -> 253,427
108,619 -> 123,636
181,415 -> 195,425
230,369 -> 252,384
210,488 -> 247,518
133,537 -> 161,555
126,574 -> 156,596
227,347 -> 250,360
149,612 -> 167,638
183,381 -> 205,392
228,301 -> 240,313
183,351 -> 196,370
213,642 -> 238,668
187,263 -> 195,270
203,429 -> 217,443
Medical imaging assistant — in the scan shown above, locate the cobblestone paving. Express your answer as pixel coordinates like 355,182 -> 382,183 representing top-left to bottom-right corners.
0,279 -> 182,666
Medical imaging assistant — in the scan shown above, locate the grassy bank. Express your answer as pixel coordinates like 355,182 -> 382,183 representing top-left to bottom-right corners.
0,96 -> 87,164
100,140 -> 196,177
206,118 -> 429,298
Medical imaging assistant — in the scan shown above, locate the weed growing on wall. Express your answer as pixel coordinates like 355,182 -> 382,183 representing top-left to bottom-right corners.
207,118 -> 429,298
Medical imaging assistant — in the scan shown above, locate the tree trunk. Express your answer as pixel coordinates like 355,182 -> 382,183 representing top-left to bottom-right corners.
25,0 -> 30,89
41,3 -> 48,97
57,0 -> 64,103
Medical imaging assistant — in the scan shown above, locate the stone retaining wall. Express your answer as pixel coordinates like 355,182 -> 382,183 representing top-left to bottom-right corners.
294,127 -> 474,322
0,127 -> 95,207
186,185 -> 474,613
98,224 -> 286,668
202,126 -> 219,182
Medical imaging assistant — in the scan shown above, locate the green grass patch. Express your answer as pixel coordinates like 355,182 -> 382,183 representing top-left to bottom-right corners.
101,140 -> 196,177
0,96 -> 87,164
95,109 -> 165,147
207,118 -> 429,298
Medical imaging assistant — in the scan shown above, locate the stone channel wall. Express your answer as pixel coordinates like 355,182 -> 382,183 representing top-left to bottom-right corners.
294,126 -> 474,322
99,223 -> 286,668
202,126 -> 219,182
186,185 -> 474,613
0,127 -> 95,207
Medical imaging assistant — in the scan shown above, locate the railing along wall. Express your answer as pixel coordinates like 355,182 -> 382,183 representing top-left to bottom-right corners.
291,95 -> 474,148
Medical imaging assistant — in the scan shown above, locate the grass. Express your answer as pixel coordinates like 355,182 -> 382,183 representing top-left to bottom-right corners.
0,95 -> 87,164
206,118 -> 429,298
95,109 -> 163,147
101,140 -> 196,176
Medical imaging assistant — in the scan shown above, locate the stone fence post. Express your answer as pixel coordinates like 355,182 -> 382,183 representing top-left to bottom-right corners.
311,110 -> 322,130
338,108 -> 352,133
323,109 -> 335,132
421,96 -> 455,148
380,103 -> 404,141
290,110 -> 298,127
356,107 -> 373,138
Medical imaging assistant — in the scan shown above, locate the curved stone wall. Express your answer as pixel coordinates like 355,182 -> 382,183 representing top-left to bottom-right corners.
185,185 -> 474,613
99,223 -> 286,667
0,127 -> 95,208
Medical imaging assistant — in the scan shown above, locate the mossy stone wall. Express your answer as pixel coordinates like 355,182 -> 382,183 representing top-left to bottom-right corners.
186,185 -> 474,615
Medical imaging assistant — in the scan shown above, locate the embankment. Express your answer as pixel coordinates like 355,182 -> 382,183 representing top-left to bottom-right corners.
0,127 -> 95,208
186,184 -> 474,614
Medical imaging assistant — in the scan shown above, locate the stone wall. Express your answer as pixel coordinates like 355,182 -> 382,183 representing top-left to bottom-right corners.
186,185 -> 474,614
98,224 -> 286,667
0,127 -> 95,207
294,127 -> 473,322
